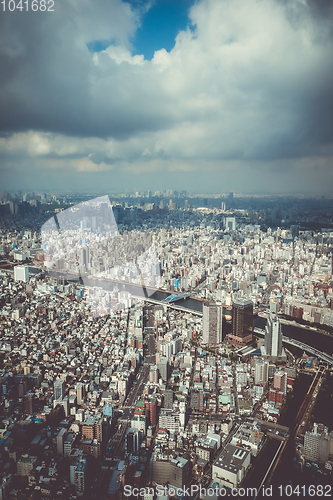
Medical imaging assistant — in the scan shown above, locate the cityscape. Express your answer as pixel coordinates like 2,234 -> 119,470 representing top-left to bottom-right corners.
0,191 -> 332,499
1,0 -> 333,498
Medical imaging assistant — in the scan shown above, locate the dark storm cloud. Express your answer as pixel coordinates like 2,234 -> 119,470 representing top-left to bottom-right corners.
0,0 -> 330,150
299,0 -> 333,19
1,0 -> 333,195
274,0 -> 333,153
0,0 -> 176,139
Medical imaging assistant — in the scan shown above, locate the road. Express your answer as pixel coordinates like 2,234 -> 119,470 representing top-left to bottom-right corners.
263,365 -> 326,489
91,469 -> 110,500
125,364 -> 149,408
232,364 -> 240,416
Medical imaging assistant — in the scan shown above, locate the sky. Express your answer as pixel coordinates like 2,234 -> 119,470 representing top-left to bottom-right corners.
0,0 -> 333,195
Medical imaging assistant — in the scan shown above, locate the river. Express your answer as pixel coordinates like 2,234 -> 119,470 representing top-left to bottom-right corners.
41,269 -> 333,357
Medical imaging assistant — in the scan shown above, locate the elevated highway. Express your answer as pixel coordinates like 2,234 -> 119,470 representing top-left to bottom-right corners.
254,327 -> 333,366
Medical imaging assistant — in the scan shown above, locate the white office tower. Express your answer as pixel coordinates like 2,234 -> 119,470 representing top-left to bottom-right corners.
54,379 -> 65,401
14,265 -> 29,282
70,457 -> 87,494
254,359 -> 269,385
304,424 -> 320,462
171,337 -> 181,355
161,341 -> 172,360
304,424 -> 333,463
203,302 -> 223,345
149,366 -> 158,384
264,314 -> 282,357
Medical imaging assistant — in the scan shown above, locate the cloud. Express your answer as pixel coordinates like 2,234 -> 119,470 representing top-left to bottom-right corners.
0,0 -> 333,192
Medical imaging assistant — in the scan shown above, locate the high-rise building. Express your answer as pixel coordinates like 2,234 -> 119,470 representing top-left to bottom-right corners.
125,428 -> 140,455
230,299 -> 253,343
264,314 -> 283,358
190,389 -> 204,412
70,457 -> 87,494
318,431 -> 332,464
157,357 -> 169,382
149,365 -> 158,384
202,302 -> 223,345
212,444 -> 250,489
56,428 -> 66,455
160,341 -> 172,360
63,432 -> 76,456
152,454 -> 191,489
304,423 -> 333,463
54,379 -> 65,401
79,247 -> 89,268
17,455 -> 37,476
24,393 -> 33,415
171,337 -> 182,355
131,415 -> 146,434
164,389 -> 174,409
81,417 -> 103,443
273,370 -> 287,394
304,424 -> 324,462
159,409 -> 181,432
268,388 -> 285,404
224,216 -> 236,231
254,360 -> 269,385
146,398 -> 157,426
14,265 -> 29,282
18,378 -> 26,398
76,383 -> 84,404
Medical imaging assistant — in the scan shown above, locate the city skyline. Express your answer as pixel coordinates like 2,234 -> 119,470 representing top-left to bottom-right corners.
1,186 -> 333,497
1,0 -> 333,194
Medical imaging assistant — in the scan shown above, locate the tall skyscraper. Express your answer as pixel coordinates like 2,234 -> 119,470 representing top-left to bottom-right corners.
264,313 -> 283,357
230,298 -> 253,343
202,302 -> 223,345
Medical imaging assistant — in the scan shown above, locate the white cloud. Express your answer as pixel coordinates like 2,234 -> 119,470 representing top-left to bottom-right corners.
1,0 -> 333,192
103,45 -> 145,65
